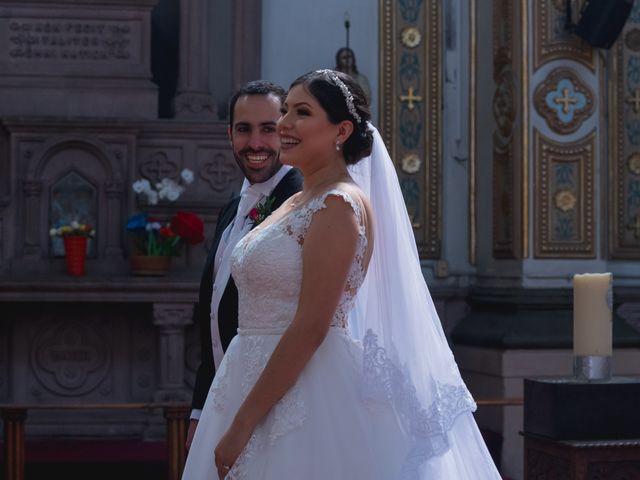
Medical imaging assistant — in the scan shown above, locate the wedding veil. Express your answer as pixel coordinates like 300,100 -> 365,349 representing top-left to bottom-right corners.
347,125 -> 477,475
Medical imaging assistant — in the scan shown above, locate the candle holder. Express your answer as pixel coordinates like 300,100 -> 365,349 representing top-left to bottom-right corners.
573,355 -> 611,381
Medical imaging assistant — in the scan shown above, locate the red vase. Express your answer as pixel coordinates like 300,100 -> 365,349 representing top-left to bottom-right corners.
63,236 -> 88,276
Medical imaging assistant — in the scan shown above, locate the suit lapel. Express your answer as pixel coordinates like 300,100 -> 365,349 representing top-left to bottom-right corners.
200,195 -> 240,288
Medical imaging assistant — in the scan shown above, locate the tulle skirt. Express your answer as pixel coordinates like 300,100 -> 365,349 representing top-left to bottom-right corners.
183,328 -> 501,480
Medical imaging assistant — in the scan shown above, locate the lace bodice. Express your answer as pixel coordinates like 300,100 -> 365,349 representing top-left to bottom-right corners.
230,188 -> 367,333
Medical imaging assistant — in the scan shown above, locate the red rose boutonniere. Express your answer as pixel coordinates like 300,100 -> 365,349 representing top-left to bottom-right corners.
248,196 -> 275,226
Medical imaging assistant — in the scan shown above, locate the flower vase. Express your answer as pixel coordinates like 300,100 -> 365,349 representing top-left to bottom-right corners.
130,255 -> 171,276
63,236 -> 88,276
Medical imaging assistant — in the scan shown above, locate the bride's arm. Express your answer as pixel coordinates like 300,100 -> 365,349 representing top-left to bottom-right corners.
214,195 -> 362,475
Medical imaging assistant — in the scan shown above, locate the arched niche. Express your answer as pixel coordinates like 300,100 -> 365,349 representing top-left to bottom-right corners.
49,172 -> 98,257
21,137 -> 124,263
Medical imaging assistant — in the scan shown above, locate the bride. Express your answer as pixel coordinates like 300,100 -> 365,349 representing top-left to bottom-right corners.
182,70 -> 502,479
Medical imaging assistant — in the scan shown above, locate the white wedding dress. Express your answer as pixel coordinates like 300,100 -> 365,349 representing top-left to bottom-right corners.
182,187 -> 502,480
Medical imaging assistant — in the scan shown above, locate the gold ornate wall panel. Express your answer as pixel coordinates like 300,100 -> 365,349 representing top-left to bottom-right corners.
534,130 -> 596,258
530,0 -> 601,259
534,67 -> 595,135
610,2 -> 640,259
492,0 -> 521,258
379,0 -> 442,258
533,0 -> 595,72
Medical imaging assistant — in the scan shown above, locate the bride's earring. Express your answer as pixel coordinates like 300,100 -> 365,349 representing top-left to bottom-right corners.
336,140 -> 341,151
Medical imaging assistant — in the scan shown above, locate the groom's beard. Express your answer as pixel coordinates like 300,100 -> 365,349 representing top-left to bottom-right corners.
233,147 -> 282,185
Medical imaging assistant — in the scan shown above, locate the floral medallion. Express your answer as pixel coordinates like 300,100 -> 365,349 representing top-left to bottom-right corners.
401,27 -> 422,48
401,153 -> 422,174
554,189 -> 577,212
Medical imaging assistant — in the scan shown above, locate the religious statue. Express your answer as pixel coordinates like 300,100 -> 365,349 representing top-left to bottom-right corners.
335,14 -> 371,104
334,47 -> 371,104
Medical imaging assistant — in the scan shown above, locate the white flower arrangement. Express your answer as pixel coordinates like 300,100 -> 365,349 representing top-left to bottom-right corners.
132,168 -> 194,205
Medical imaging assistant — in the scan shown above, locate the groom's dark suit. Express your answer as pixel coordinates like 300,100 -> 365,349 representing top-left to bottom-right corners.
191,168 -> 303,411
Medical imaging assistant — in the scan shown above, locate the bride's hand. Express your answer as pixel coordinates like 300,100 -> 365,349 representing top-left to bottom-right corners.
214,422 -> 253,479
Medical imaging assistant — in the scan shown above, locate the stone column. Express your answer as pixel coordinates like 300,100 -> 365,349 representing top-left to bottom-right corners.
152,302 -> 193,402
231,0 -> 262,89
172,0 -> 216,119
22,180 -> 42,258
105,181 -> 123,258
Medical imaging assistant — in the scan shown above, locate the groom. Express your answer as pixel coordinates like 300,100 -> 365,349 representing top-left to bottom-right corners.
187,80 -> 303,448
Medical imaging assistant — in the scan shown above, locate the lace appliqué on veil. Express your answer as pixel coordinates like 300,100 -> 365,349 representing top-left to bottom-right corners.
362,329 -> 476,480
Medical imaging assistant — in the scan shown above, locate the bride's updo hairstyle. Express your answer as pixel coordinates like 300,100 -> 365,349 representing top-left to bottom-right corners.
290,70 -> 373,165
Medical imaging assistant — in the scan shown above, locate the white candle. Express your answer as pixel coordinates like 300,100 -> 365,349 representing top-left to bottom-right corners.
573,273 -> 613,357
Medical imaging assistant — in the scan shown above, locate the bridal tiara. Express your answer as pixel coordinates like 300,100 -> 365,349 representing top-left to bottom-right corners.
316,69 -> 363,124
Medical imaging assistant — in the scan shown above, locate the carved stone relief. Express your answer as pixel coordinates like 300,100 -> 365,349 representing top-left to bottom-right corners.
130,314 -> 156,400
534,129 -> 596,258
200,151 -> 240,193
0,1 -> 158,118
30,320 -> 111,396
534,68 -> 595,134
138,150 -> 181,187
6,20 -> 137,63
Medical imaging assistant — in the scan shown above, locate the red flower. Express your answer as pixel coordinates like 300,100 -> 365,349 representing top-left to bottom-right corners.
248,208 -> 259,221
159,226 -> 175,238
171,211 -> 204,245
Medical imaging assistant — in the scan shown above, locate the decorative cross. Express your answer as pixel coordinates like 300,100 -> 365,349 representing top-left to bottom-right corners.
553,88 -> 578,114
399,87 -> 423,111
627,214 -> 640,239
626,89 -> 640,114
202,153 -> 235,191
140,152 -> 177,184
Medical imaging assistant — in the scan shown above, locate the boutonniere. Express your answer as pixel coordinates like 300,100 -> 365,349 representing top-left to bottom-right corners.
248,196 -> 275,226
